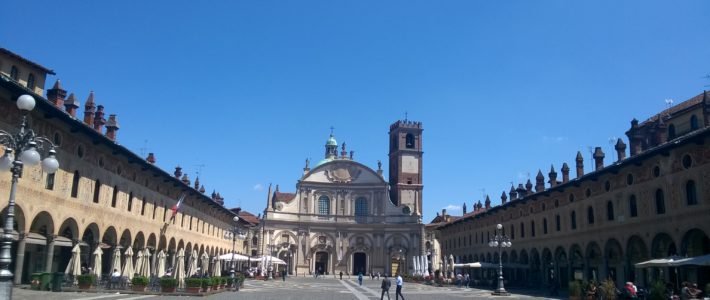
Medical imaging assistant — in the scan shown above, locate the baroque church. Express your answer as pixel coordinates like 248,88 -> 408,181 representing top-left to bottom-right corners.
261,120 -> 425,276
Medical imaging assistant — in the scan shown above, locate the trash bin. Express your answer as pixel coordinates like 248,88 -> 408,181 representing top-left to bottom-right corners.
52,272 -> 63,292
40,272 -> 52,291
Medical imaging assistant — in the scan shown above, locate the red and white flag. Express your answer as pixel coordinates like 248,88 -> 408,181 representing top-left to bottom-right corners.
170,193 -> 186,218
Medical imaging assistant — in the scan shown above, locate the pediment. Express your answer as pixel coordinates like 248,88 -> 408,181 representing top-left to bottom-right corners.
302,160 -> 385,184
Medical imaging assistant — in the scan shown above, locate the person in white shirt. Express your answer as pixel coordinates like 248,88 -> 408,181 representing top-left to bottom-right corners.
109,269 -> 121,289
395,273 -> 405,300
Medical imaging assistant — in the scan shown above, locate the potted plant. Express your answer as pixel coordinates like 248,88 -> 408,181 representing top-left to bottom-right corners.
220,277 -> 227,289
185,278 -> 202,293
237,273 -> 245,289
201,277 -> 213,292
211,277 -> 220,290
648,281 -> 667,300
226,277 -> 235,290
599,279 -> 617,300
569,280 -> 583,300
77,274 -> 95,290
160,277 -> 177,293
131,276 -> 149,292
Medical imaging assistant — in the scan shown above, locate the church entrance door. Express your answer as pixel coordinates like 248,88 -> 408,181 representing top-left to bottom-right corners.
315,251 -> 328,275
352,252 -> 366,275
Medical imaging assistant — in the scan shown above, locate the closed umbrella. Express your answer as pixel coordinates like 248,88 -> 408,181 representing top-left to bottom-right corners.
134,249 -> 144,277
122,247 -> 135,280
111,247 -> 122,275
211,256 -> 221,277
186,249 -> 198,277
65,244 -> 81,277
140,248 -> 151,277
200,252 -> 210,276
91,247 -> 103,278
173,249 -> 186,289
156,250 -> 166,277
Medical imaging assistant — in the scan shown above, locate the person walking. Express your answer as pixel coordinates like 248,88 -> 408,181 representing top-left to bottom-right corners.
358,272 -> 363,286
282,269 -> 287,282
395,273 -> 405,300
339,271 -> 343,280
380,275 -> 391,300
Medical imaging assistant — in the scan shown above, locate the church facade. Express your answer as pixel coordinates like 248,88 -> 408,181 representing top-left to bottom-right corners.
261,121 -> 426,276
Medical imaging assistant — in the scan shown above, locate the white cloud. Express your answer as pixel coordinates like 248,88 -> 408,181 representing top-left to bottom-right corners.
443,204 -> 461,212
542,135 -> 567,143
253,184 -> 264,191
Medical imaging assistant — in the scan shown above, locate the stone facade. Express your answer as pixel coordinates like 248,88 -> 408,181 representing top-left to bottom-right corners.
435,91 -> 710,289
261,122 -> 425,276
0,48 -> 254,284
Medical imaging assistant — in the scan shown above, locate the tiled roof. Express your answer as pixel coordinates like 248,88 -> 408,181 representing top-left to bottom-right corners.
640,92 -> 706,126
0,48 -> 56,75
238,210 -> 260,225
273,192 -> 297,203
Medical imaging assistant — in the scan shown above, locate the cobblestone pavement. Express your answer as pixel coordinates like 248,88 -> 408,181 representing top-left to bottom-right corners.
13,277 -> 562,300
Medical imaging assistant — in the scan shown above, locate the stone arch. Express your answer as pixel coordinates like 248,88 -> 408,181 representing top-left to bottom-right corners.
0,203 -> 26,233
147,233 -> 157,250
569,244 -> 584,270
185,242 -> 193,255
29,211 -> 55,236
555,246 -> 569,287
58,217 -> 80,241
586,241 -> 603,281
177,239 -> 185,251
681,228 -> 710,257
510,250 -> 518,263
82,223 -> 100,245
383,233 -> 410,248
651,232 -> 677,258
626,235 -> 648,283
168,237 -> 176,252
134,232 -> 146,249
119,228 -> 132,248
102,226 -> 118,246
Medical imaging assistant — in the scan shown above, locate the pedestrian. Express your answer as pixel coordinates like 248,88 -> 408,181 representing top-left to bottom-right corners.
282,269 -> 287,282
464,273 -> 470,288
377,272 -> 381,280
339,271 -> 343,280
380,275 -> 391,300
109,268 -> 121,289
395,273 -> 405,300
358,272 -> 363,286
621,282 -> 637,299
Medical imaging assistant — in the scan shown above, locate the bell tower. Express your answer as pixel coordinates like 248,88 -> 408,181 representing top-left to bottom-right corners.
388,120 -> 423,216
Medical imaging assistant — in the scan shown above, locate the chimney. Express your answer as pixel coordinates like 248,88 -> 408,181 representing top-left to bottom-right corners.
194,176 -> 200,190
575,151 -> 584,178
615,138 -> 627,162
516,184 -> 527,198
93,105 -> 106,132
509,185 -> 517,201
484,195 -> 491,209
83,91 -> 96,126
442,209 -> 447,217
105,114 -> 119,141
548,165 -> 558,187
64,93 -> 80,117
47,80 -> 66,108
593,147 -> 605,171
535,170 -> 545,192
146,152 -> 156,164
174,166 -> 183,178
199,185 -> 205,193
462,202 -> 467,214
654,118 -> 668,146
501,191 -> 508,204
561,163 -> 570,183
525,179 -> 533,193
181,174 -> 190,186
626,119 -> 643,156
703,91 -> 710,127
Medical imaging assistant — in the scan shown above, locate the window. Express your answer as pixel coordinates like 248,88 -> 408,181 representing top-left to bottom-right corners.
520,222 -> 525,238
141,198 -> 147,215
405,133 -> 415,149
318,195 -> 330,216
690,115 -> 699,130
682,155 -> 693,169
587,206 -> 595,224
530,220 -> 535,237
607,201 -> 614,221
10,66 -> 18,80
686,181 -> 698,206
152,201 -> 157,219
569,194 -> 575,203
45,173 -> 55,190
71,171 -> 80,198
163,204 -> 168,221
190,216 -> 194,230
127,192 -> 133,212
510,225 -> 515,239
655,189 -> 666,214
181,214 -> 185,227
668,124 -> 676,139
629,195 -> 638,217
571,211 -> 577,230
543,218 -> 548,234
27,73 -> 35,89
93,180 -> 101,203
111,186 -> 118,207
555,215 -> 561,231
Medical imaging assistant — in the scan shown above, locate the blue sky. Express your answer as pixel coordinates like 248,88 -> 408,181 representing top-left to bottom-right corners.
2,1 -> 709,221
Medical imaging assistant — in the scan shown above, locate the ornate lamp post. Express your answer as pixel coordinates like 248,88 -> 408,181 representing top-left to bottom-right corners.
224,215 -> 246,273
488,223 -> 512,296
0,95 -> 60,299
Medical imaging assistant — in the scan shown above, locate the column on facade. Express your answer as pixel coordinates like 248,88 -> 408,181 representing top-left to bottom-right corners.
44,235 -> 57,272
13,233 -> 26,284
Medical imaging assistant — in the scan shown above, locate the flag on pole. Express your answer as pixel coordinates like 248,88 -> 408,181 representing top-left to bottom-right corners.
170,193 -> 186,219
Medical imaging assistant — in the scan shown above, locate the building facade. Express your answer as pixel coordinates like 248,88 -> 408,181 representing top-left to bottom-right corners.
436,91 -> 710,289
0,48 -> 255,283
261,121 -> 425,276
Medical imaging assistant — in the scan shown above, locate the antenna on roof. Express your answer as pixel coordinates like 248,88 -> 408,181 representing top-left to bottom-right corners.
194,164 -> 206,177
702,74 -> 710,87
587,146 -> 594,168
139,140 -> 148,157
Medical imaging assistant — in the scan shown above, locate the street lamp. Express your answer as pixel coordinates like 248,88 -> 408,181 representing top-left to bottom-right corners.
224,215 -> 247,273
0,95 -> 60,299
488,223 -> 512,296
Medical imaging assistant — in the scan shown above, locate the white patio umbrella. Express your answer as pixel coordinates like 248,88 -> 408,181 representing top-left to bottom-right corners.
91,247 -> 103,278
674,254 -> 710,266
173,249 -> 186,289
186,249 -> 198,277
219,253 -> 250,261
110,247 -> 122,275
635,255 -> 684,268
156,250 -> 166,278
134,249 -> 144,277
140,248 -> 151,277
200,252 -> 210,276
64,244 -> 81,277
251,255 -> 286,265
212,256 -> 222,277
122,247 -> 135,280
